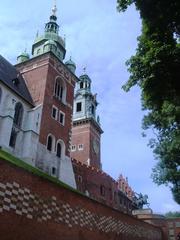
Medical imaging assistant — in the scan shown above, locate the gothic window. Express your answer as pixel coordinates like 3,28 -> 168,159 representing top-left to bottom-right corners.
52,167 -> 56,175
0,87 -> 2,104
76,102 -> 82,112
54,77 -> 66,103
80,82 -> 83,89
47,135 -> 53,151
59,111 -> 65,125
9,128 -> 17,148
13,102 -> 23,128
56,142 -> 62,158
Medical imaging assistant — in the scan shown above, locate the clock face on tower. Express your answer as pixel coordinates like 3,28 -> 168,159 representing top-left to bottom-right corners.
93,138 -> 99,154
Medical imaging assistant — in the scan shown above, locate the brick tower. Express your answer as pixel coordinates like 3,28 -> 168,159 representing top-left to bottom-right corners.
70,71 -> 103,169
15,3 -> 77,187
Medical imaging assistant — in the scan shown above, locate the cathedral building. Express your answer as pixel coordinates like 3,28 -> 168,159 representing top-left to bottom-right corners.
0,3 -> 136,213
0,4 -> 76,188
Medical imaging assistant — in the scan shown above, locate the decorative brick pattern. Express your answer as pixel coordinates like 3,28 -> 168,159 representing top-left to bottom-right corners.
0,181 -> 161,240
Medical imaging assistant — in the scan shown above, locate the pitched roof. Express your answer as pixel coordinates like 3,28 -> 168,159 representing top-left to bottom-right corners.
0,55 -> 34,106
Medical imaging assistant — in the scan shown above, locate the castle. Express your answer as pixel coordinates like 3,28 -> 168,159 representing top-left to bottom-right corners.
0,3 -> 136,214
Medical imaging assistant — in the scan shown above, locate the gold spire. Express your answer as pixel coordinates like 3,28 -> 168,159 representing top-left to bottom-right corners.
52,0 -> 57,16
83,66 -> 87,74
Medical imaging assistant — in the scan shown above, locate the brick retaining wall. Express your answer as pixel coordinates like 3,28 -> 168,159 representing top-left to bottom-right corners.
0,158 -> 162,240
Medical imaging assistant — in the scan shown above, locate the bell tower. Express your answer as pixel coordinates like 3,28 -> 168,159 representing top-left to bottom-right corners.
70,71 -> 103,169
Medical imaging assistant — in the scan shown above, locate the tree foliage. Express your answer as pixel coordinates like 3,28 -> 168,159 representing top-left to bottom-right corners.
165,211 -> 180,218
117,0 -> 180,203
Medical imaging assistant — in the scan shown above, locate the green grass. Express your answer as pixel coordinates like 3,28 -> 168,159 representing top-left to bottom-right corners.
0,149 -> 83,196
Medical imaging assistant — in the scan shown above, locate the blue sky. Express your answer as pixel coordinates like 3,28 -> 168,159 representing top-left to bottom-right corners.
0,0 -> 179,213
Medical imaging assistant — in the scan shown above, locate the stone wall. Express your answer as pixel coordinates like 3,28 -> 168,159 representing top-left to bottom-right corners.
0,158 -> 162,240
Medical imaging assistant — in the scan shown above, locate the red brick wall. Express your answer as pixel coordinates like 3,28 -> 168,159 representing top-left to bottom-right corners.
72,159 -> 137,215
71,120 -> 101,168
166,218 -> 180,240
71,123 -> 91,164
0,158 -> 163,240
16,53 -> 76,156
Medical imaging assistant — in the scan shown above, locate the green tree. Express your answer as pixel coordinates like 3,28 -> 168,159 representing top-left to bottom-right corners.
117,0 -> 180,203
165,211 -> 180,218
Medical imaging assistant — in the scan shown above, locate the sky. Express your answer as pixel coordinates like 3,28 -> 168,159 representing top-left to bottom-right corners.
0,0 -> 179,214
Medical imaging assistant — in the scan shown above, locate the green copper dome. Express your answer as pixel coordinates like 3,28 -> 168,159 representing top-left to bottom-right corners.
17,51 -> 30,63
65,57 -> 76,74
32,3 -> 66,61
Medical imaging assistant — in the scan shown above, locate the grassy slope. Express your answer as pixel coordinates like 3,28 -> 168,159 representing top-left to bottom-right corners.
0,149 -> 83,195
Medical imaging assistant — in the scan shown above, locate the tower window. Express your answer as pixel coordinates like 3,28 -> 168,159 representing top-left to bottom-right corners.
13,102 -> 24,128
76,102 -> 82,112
52,106 -> 58,120
47,135 -> 53,151
78,144 -> 83,151
54,78 -> 66,103
71,145 -> 76,152
91,105 -> 95,115
59,111 -> 65,125
56,142 -> 62,158
80,82 -> 83,89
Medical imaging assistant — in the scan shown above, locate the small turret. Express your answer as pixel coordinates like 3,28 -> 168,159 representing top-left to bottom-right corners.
17,51 -> 30,64
65,57 -> 76,74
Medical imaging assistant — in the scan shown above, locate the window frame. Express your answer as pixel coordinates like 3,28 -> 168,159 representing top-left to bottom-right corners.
56,142 -> 62,158
71,145 -> 76,152
51,105 -> 58,120
78,144 -> 84,151
59,111 -> 65,126
54,77 -> 67,104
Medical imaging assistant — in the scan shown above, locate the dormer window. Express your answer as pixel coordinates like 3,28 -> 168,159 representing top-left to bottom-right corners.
12,78 -> 19,86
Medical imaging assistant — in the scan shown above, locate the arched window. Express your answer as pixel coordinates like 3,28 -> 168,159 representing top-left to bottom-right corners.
0,87 -> 2,104
56,142 -> 62,158
9,127 -> 17,148
54,77 -> 66,103
13,102 -> 23,128
56,140 -> 65,159
47,135 -> 53,151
